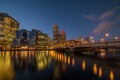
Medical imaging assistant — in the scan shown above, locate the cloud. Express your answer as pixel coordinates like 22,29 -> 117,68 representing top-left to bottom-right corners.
93,21 -> 112,34
84,7 -> 118,22
84,6 -> 120,35
99,7 -> 118,20
84,14 -> 97,21
93,15 -> 120,34
92,6 -> 120,35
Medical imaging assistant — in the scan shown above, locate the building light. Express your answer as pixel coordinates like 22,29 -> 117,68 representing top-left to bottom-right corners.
21,46 -> 28,49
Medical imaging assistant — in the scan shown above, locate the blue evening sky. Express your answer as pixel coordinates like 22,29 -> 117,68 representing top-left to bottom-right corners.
0,0 -> 120,40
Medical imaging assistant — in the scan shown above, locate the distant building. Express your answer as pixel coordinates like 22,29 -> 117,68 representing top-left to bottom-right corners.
78,37 -> 83,44
12,29 -> 28,48
35,29 -> 48,49
0,13 -> 19,49
13,29 -> 48,49
84,36 -> 89,44
53,24 -> 59,45
20,29 -> 28,45
53,24 -> 66,45
47,35 -> 52,47
28,29 -> 37,47
59,30 -> 66,43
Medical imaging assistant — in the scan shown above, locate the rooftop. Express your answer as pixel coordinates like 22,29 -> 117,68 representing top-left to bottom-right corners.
0,13 -> 19,24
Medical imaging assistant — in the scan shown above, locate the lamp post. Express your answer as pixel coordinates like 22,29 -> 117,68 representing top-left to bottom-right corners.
101,38 -> 104,43
90,36 -> 93,44
90,36 -> 93,40
114,36 -> 118,42
105,33 -> 109,51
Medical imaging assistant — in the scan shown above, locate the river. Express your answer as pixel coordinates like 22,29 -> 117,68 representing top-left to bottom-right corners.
0,50 -> 120,80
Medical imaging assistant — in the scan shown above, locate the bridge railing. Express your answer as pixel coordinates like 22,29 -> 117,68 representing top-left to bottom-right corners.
53,41 -> 120,49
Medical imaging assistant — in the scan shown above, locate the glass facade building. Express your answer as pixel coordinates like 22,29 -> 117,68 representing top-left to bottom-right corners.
13,29 -> 48,49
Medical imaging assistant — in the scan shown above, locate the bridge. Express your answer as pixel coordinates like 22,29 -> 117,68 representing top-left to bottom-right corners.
53,41 -> 120,52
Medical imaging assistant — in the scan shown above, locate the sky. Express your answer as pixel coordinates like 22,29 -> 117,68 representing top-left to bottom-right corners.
0,0 -> 120,41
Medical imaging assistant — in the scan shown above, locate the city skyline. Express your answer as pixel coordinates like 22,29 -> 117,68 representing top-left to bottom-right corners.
0,0 -> 120,40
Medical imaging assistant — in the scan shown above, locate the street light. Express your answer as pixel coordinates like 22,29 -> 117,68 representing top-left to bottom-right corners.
81,38 -> 83,44
90,36 -> 93,40
91,39 -> 95,43
114,36 -> 118,41
105,33 -> 109,37
105,33 -> 109,51
90,36 -> 94,44
101,38 -> 104,43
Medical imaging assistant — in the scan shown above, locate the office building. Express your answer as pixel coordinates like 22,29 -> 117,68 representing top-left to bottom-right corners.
53,24 -> 59,45
12,29 -> 28,48
53,24 -> 66,45
59,30 -> 66,43
13,29 -> 48,49
0,13 -> 19,49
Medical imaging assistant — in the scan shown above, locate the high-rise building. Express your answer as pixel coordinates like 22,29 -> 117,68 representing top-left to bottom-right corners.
78,37 -> 83,44
0,13 -> 19,49
19,29 -> 28,45
59,30 -> 66,43
29,29 -> 37,47
53,24 -> 66,45
35,29 -> 48,49
46,35 -> 51,48
53,24 -> 59,45
12,29 -> 28,48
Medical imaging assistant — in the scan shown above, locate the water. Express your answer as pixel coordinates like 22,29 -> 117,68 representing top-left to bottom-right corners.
0,50 -> 120,80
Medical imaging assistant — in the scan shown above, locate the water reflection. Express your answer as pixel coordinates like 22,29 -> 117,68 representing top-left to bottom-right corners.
11,50 -> 52,73
0,51 -> 15,80
99,49 -> 106,58
63,55 -> 66,63
72,58 -> 75,67
0,50 -> 119,80
54,63 -> 60,80
109,70 -> 114,80
93,64 -> 97,75
50,51 -> 72,65
36,51 -> 51,70
98,67 -> 102,78
51,51 -> 117,80
81,60 -> 86,71
68,56 -> 70,65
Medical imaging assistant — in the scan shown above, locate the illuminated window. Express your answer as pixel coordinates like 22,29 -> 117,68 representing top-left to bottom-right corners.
10,21 -> 16,28
0,17 -> 4,21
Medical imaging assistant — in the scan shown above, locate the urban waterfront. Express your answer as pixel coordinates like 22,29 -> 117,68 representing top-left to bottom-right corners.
1,0 -> 120,80
0,50 -> 120,80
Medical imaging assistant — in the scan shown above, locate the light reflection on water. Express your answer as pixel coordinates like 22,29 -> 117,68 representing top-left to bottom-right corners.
98,67 -> 102,78
0,51 -> 15,80
93,64 -> 97,75
0,50 -> 119,80
81,60 -> 86,71
110,70 -> 114,80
